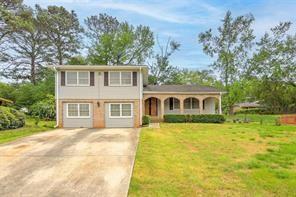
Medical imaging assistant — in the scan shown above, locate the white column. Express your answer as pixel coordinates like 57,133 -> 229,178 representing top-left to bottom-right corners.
199,98 -> 203,114
160,99 -> 165,120
219,94 -> 222,114
180,98 -> 184,114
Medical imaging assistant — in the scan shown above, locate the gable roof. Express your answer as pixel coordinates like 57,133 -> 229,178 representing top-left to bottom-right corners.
143,85 -> 222,93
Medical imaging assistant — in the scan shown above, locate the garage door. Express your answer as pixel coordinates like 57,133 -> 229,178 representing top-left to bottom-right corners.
105,103 -> 134,128
63,103 -> 93,128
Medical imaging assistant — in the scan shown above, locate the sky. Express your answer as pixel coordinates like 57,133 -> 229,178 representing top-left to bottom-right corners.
24,0 -> 296,70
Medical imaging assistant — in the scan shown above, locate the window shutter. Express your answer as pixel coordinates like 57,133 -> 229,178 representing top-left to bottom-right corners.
132,72 -> 137,86
90,72 -> 94,86
104,72 -> 108,86
61,71 -> 65,86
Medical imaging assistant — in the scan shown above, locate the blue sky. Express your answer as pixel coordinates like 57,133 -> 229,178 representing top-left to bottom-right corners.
24,0 -> 296,70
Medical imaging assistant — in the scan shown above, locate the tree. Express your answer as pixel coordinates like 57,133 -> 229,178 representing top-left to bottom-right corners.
198,11 -> 255,87
67,55 -> 87,65
148,38 -> 180,84
249,22 -> 296,113
36,5 -> 83,65
2,6 -> 51,84
85,13 -> 154,65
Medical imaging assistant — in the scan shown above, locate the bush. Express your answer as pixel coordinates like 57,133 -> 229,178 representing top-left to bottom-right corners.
30,94 -> 55,120
142,115 -> 151,126
235,108 -> 267,115
164,114 -> 225,123
0,106 -> 25,130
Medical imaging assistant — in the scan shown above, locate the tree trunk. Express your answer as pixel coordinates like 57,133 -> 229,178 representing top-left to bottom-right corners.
31,57 -> 36,85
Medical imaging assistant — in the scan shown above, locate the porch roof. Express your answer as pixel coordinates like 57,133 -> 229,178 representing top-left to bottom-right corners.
143,85 -> 223,94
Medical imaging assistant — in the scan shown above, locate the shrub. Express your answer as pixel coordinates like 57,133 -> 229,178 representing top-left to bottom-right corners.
142,115 -> 151,126
30,95 -> 55,120
164,114 -> 189,123
191,114 -> 225,123
164,114 -> 225,123
0,106 -> 25,130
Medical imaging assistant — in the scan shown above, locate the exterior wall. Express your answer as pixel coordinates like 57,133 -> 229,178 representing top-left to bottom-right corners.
58,70 -> 142,100
104,103 -> 134,128
58,99 -> 140,128
62,103 -> 93,128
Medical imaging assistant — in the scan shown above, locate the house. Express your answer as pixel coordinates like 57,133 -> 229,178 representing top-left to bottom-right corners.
53,65 -> 223,128
233,101 -> 263,112
0,97 -> 13,106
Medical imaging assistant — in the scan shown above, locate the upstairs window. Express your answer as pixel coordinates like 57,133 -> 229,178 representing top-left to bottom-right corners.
66,71 -> 89,86
109,71 -> 132,86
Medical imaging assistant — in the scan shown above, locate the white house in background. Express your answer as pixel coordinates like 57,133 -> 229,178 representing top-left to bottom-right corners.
53,65 -> 223,128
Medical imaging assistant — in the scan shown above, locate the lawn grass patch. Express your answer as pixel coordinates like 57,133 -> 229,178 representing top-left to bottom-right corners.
0,117 -> 55,144
129,117 -> 296,196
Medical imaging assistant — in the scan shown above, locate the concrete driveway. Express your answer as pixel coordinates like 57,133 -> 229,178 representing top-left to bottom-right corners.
0,128 -> 140,197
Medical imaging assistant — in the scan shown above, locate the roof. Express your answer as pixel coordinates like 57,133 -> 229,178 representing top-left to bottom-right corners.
0,97 -> 13,104
49,64 -> 149,85
143,85 -> 222,93
235,101 -> 262,108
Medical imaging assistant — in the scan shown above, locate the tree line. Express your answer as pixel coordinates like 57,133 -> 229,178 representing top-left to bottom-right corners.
0,0 -> 295,114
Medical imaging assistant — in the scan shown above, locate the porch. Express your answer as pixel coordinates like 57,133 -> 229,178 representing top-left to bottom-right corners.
143,94 -> 222,121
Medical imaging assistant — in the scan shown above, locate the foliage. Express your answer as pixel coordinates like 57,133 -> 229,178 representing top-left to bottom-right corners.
0,106 -> 25,130
234,108 -> 267,115
148,38 -> 180,84
85,13 -> 154,65
67,55 -> 88,65
30,94 -> 55,120
163,114 -> 225,123
36,5 -> 83,65
142,115 -> 151,126
163,114 -> 189,123
0,117 -> 54,144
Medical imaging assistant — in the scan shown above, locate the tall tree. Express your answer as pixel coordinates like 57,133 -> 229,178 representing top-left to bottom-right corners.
85,13 -> 154,65
148,38 -> 180,84
36,5 -> 83,65
198,11 -> 255,87
2,6 -> 50,84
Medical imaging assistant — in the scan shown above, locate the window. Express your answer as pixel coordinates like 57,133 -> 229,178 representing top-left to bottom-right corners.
67,103 -> 90,118
109,71 -> 132,86
109,103 -> 132,118
169,98 -> 180,110
184,98 -> 198,109
66,71 -> 89,86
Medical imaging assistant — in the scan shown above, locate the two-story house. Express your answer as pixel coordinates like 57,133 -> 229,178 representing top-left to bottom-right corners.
53,65 -> 223,128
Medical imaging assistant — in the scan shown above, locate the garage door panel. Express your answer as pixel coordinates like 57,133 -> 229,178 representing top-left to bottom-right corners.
105,104 -> 134,128
63,103 -> 93,128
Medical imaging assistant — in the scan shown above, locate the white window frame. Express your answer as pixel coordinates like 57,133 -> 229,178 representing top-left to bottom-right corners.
108,71 -> 132,86
65,71 -> 90,86
109,103 -> 133,118
66,103 -> 91,118
169,98 -> 180,110
184,98 -> 198,110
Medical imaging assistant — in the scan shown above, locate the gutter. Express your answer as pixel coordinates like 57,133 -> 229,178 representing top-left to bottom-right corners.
139,67 -> 142,126
54,66 -> 59,128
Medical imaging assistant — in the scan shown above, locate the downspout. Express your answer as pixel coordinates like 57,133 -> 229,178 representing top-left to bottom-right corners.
139,67 -> 142,126
54,67 -> 59,128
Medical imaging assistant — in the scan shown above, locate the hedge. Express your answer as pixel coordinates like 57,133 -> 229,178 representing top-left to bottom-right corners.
164,114 -> 225,123
0,106 -> 25,130
142,115 -> 151,126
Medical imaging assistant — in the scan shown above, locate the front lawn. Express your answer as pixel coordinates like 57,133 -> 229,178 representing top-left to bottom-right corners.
0,118 -> 55,144
129,116 -> 296,196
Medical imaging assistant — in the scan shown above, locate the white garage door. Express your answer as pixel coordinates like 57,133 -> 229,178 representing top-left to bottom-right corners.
105,103 -> 134,128
63,103 -> 93,128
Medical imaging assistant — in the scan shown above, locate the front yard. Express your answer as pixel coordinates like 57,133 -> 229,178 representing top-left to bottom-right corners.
129,115 -> 296,196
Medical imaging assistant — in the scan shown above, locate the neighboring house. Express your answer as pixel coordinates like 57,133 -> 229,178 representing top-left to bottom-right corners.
233,101 -> 263,112
53,65 -> 223,128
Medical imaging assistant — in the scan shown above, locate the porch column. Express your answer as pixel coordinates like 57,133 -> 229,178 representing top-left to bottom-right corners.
199,98 -> 203,114
160,99 -> 165,120
180,98 -> 184,114
219,94 -> 222,114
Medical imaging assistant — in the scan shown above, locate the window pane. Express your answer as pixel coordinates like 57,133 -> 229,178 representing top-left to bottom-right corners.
121,72 -> 131,85
110,104 -> 120,116
192,98 -> 198,109
68,104 -> 78,117
67,72 -> 77,85
79,104 -> 89,116
122,104 -> 131,116
78,72 -> 89,85
110,72 -> 120,85
174,98 -> 180,109
184,99 -> 191,109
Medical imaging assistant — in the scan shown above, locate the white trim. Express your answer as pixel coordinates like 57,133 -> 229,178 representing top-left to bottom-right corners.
55,68 -> 59,127
65,71 -> 90,86
109,103 -> 133,118
108,71 -> 132,86
143,91 -> 225,94
66,103 -> 91,118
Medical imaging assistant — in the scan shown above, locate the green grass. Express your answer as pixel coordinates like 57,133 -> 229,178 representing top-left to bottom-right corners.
129,115 -> 296,196
0,118 -> 55,144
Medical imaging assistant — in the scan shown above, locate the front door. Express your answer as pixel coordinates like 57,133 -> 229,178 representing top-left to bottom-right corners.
145,98 -> 158,116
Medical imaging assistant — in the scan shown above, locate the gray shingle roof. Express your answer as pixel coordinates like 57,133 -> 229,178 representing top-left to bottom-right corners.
143,85 -> 222,93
